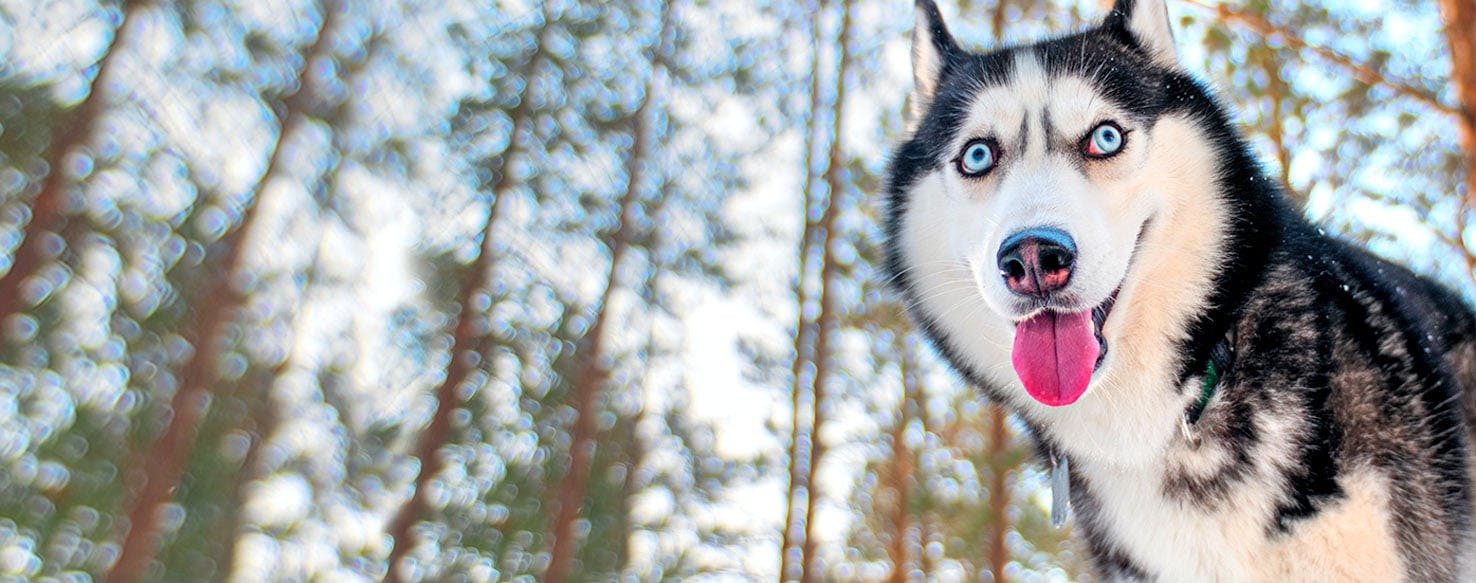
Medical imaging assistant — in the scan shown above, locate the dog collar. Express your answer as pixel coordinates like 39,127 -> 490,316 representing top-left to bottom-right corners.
1186,338 -> 1232,425
1187,359 -> 1220,424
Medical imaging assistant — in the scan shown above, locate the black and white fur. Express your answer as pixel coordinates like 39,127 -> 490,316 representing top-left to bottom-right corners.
883,0 -> 1476,579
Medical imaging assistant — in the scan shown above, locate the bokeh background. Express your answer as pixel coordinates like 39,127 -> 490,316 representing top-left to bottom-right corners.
2,0 -> 1474,580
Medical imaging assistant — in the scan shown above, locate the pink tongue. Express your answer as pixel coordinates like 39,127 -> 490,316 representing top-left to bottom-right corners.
1011,311 -> 1099,407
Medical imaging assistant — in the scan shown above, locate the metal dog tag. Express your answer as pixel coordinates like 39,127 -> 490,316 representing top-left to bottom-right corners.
1050,451 -> 1070,528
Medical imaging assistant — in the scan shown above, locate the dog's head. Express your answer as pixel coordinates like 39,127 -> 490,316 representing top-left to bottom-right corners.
887,0 -> 1237,459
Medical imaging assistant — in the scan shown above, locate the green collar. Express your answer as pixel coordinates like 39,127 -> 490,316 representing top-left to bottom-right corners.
1186,339 -> 1230,424
1187,360 -> 1219,423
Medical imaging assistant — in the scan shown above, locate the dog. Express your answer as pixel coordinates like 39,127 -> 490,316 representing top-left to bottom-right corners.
882,0 -> 1476,579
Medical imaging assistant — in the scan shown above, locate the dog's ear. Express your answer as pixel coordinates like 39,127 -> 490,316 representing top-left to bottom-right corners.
1104,0 -> 1177,67
908,0 -> 958,132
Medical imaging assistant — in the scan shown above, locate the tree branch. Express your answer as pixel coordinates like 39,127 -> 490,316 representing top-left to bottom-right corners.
985,404 -> 1011,583
218,139 -> 346,580
1254,46 -> 1304,208
1436,0 -> 1476,284
543,4 -> 675,579
1178,0 -> 1458,118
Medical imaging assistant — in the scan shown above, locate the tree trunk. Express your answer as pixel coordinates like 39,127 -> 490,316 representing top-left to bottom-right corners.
542,120 -> 643,578
0,0 -> 144,335
919,518 -> 936,578
984,8 -> 1013,580
107,3 -> 338,582
799,1 -> 852,580
993,0 -> 1009,41
380,7 -> 552,581
617,187 -> 670,579
543,4 -> 672,580
1437,0 -> 1476,284
1260,47 -> 1299,208
613,407 -> 648,577
1440,0 -> 1476,202
985,404 -> 1011,583
886,339 -> 919,583
780,0 -> 829,581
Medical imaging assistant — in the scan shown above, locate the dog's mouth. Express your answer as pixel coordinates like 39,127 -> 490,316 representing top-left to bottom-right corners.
1091,291 -> 1118,369
1010,289 -> 1119,407
1001,218 -> 1151,408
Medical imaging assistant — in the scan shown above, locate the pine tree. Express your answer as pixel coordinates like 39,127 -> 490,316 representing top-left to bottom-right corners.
545,3 -> 673,577
109,2 -> 341,579
779,0 -> 830,578
380,2 -> 554,577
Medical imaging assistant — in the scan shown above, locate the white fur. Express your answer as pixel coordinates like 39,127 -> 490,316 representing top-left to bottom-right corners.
1084,461 -> 1406,581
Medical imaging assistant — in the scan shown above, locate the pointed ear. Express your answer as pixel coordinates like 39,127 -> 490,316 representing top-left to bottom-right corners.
908,0 -> 958,132
1104,0 -> 1177,67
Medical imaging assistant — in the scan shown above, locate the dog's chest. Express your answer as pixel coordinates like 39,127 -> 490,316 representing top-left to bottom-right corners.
1079,458 -> 1406,581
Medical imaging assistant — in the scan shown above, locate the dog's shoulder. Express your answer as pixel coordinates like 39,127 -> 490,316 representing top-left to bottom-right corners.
1319,234 -> 1476,393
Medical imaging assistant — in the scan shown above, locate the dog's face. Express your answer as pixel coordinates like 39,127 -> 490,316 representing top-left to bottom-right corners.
888,0 -> 1231,454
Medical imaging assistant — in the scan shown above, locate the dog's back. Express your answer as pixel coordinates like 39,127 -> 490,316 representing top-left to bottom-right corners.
1370,251 -> 1476,402
1337,242 -> 1476,421
1349,245 -> 1476,504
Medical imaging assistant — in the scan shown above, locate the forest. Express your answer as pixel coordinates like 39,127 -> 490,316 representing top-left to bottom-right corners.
1,0 -> 1473,580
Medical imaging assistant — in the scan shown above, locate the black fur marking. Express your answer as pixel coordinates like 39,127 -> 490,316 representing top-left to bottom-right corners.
1108,0 -> 1139,21
1314,244 -> 1472,579
885,54 -> 1013,197
1040,108 -> 1055,153
1101,0 -> 1164,63
1017,113 -> 1029,158
1040,36 -> 1163,116
1264,261 -> 1344,532
1157,72 -> 1288,395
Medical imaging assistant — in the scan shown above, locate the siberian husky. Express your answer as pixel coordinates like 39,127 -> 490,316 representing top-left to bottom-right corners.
883,0 -> 1476,579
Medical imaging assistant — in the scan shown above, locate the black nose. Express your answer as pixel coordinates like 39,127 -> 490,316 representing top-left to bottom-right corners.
997,227 -> 1076,297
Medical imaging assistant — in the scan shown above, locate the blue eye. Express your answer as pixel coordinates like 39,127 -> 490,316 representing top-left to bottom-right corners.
957,140 -> 997,176
1085,122 -> 1125,157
